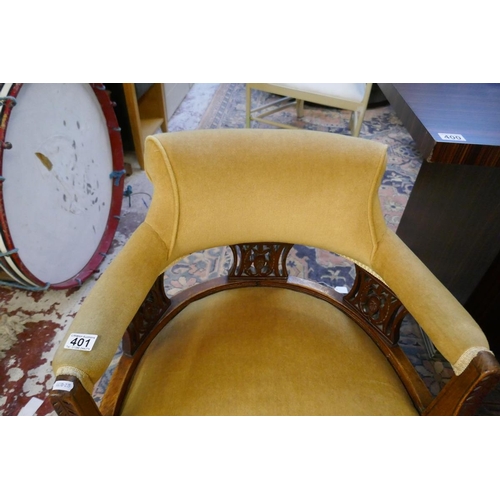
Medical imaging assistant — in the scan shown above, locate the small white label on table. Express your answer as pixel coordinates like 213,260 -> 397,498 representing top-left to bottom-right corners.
438,133 -> 466,142
53,380 -> 74,391
64,333 -> 98,351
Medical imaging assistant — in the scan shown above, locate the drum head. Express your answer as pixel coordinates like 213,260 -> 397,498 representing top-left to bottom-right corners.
0,83 -> 124,289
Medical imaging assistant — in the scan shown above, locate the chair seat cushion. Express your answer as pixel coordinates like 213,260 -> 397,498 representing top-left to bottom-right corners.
270,83 -> 367,103
120,287 -> 418,416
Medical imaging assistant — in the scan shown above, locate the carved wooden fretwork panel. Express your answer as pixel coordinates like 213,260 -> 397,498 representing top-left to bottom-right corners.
229,243 -> 293,280
344,265 -> 407,345
459,373 -> 499,416
123,274 -> 171,355
51,394 -> 80,416
49,376 -> 101,416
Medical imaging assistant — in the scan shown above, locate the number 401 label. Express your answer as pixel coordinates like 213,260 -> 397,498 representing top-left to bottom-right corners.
64,333 -> 98,351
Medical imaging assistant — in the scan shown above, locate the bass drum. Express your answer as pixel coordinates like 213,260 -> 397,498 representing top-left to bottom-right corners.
0,83 -> 124,290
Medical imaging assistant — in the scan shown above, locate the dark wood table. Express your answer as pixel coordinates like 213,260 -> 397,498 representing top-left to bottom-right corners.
378,83 -> 500,351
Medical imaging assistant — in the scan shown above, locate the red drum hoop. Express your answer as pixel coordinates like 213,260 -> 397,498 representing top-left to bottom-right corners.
0,83 -> 124,290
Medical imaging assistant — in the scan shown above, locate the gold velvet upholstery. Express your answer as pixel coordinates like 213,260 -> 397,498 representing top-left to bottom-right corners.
51,129 -> 500,416
121,288 -> 418,416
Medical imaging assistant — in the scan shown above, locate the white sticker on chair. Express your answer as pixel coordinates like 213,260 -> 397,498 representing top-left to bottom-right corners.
438,133 -> 466,142
53,380 -> 74,391
64,333 -> 98,351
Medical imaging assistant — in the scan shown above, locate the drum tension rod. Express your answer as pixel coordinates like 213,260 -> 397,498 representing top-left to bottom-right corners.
0,248 -> 18,257
110,169 -> 126,186
0,96 -> 17,106
0,279 -> 50,292
0,141 -> 12,150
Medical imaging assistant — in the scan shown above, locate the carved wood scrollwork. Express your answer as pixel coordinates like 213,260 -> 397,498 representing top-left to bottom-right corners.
51,394 -> 80,416
457,355 -> 500,415
123,274 -> 171,355
459,374 -> 498,415
344,265 -> 407,345
228,243 -> 293,280
49,376 -> 101,416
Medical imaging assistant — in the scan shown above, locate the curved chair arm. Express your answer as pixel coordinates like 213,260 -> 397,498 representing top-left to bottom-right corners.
372,229 -> 492,375
424,350 -> 500,415
52,222 -> 170,394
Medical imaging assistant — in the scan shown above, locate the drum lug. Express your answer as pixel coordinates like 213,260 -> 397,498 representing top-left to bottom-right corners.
0,248 -> 18,257
109,169 -> 126,186
0,96 -> 17,107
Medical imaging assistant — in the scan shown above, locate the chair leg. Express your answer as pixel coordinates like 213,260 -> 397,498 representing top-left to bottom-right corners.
245,85 -> 252,128
296,99 -> 305,119
349,111 -> 359,137
351,107 -> 368,137
349,111 -> 357,136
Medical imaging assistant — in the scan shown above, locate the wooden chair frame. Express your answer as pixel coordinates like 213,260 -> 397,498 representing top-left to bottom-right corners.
50,243 -> 500,416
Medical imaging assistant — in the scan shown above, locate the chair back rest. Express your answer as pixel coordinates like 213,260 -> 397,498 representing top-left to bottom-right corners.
144,129 -> 389,268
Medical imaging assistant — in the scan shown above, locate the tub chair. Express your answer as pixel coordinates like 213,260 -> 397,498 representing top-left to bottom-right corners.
50,129 -> 500,416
